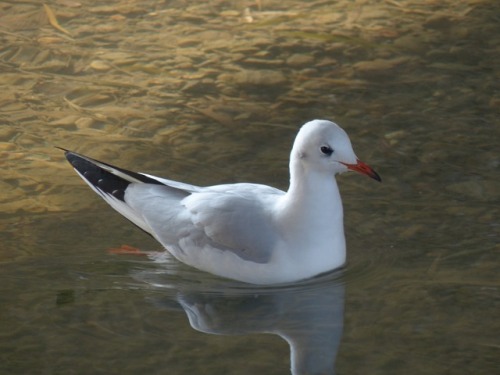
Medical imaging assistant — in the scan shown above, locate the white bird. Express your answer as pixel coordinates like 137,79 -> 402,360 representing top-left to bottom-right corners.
61,120 -> 380,284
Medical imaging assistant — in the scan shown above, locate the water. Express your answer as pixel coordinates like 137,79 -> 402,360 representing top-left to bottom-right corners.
1,0 -> 499,374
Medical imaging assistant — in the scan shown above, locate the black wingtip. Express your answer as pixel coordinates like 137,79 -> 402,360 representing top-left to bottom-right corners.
60,149 -> 167,203
63,151 -> 130,201
57,147 -> 79,168
55,146 -> 70,154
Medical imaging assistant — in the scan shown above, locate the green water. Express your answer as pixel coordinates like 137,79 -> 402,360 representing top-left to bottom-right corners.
1,0 -> 498,374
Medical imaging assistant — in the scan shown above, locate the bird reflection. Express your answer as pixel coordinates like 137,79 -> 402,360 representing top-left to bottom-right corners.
132,269 -> 345,375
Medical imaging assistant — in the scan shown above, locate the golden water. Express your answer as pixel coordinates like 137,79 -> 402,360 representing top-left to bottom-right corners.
1,1 -> 498,374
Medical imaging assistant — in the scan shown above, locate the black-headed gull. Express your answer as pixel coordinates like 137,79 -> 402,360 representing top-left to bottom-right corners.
61,120 -> 380,284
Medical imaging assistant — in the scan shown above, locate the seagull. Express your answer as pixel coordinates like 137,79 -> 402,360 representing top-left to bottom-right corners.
60,120 -> 380,284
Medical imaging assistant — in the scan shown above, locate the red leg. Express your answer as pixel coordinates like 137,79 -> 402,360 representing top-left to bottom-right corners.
108,244 -> 148,256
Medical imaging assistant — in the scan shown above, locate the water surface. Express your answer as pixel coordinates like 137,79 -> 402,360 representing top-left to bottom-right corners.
1,0 -> 499,374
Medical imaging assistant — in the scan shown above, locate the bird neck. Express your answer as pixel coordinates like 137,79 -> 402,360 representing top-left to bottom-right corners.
276,160 -> 346,271
280,161 -> 344,231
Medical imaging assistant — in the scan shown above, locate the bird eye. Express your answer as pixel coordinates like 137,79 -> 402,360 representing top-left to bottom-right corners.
320,145 -> 333,156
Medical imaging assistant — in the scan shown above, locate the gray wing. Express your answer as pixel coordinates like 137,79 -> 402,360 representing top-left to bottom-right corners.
62,149 -> 281,263
126,183 -> 284,264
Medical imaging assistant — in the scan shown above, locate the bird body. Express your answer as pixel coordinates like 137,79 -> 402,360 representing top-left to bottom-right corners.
62,120 -> 380,284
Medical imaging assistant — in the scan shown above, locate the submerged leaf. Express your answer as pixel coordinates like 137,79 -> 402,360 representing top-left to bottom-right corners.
43,3 -> 71,36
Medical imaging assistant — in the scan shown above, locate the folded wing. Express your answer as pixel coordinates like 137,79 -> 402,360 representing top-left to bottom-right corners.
63,150 -> 282,264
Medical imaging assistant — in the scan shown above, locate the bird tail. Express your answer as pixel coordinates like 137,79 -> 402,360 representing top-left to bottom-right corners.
59,148 -> 163,235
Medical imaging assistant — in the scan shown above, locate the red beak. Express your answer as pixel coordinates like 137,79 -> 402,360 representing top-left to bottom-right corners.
341,159 -> 381,182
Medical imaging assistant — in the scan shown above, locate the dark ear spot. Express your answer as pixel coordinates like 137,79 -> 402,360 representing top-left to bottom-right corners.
298,151 -> 306,159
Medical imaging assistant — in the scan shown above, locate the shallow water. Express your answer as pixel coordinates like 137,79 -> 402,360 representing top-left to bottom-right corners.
1,0 -> 499,374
